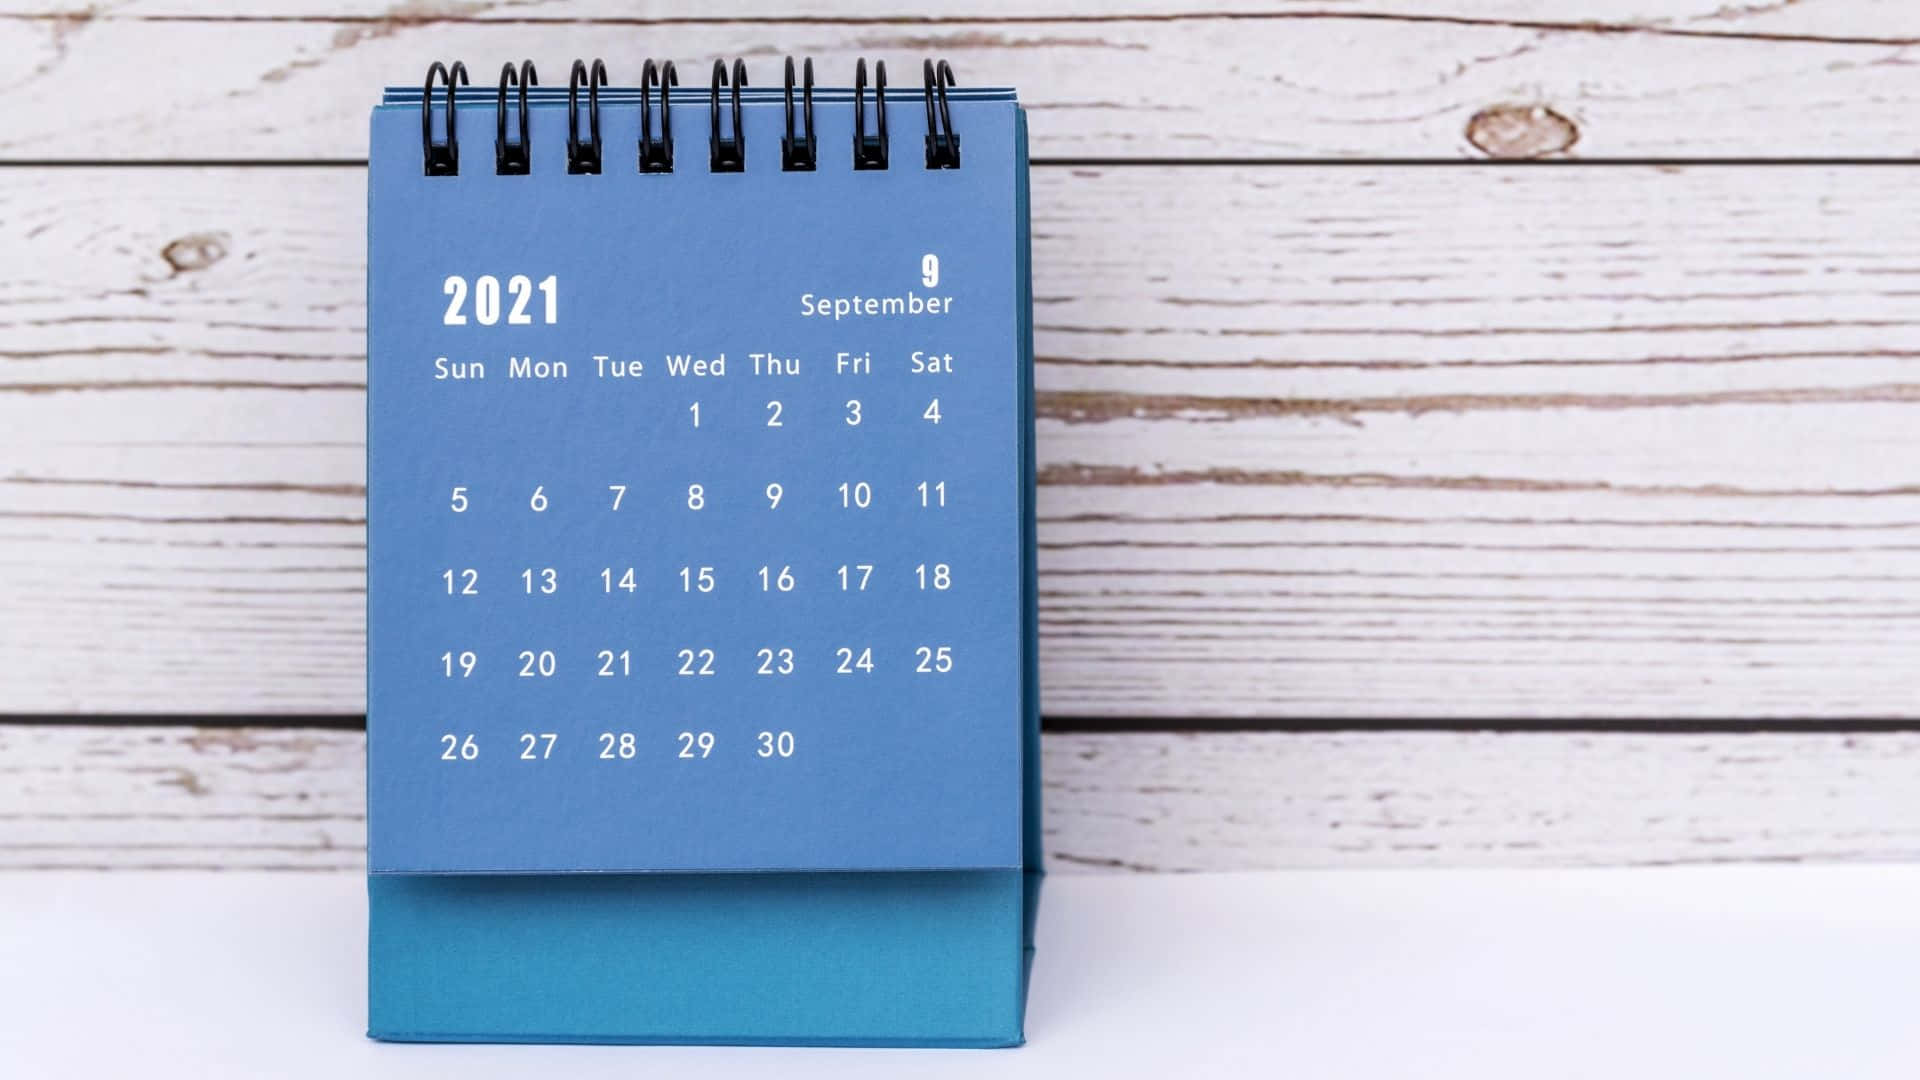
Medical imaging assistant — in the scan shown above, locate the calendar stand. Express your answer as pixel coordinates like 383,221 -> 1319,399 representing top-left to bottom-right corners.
365,57 -> 1037,1046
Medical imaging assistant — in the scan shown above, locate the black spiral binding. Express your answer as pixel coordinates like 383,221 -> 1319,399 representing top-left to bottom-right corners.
640,59 -> 678,172
710,59 -> 747,173
782,57 -> 816,171
567,59 -> 607,174
420,58 -> 964,176
923,59 -> 960,169
495,61 -> 536,175
852,58 -> 888,171
422,61 -> 468,176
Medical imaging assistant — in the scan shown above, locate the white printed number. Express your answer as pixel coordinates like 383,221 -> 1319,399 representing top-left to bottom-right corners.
518,733 -> 557,760
679,731 -> 716,759
839,481 -> 872,509
915,646 -> 954,673
921,253 -> 940,288
757,730 -> 796,758
599,732 -> 638,760
442,274 -> 557,325
440,734 -> 478,761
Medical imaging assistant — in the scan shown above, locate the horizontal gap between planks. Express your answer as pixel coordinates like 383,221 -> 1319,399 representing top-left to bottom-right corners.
3,714 -> 1919,734
2,158 -> 1920,169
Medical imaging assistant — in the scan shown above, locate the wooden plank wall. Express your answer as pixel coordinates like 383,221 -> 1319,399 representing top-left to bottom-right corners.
2,1 -> 1917,871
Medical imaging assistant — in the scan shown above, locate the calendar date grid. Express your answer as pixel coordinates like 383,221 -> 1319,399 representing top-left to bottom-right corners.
389,292 -> 1012,779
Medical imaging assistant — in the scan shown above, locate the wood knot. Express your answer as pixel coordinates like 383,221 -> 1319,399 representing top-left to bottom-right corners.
1464,104 -> 1579,160
161,232 -> 229,273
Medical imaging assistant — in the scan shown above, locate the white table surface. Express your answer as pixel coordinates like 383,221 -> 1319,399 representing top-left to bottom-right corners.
3,866 -> 1914,1078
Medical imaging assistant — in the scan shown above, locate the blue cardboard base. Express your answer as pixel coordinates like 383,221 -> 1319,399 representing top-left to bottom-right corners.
368,870 -> 1036,1047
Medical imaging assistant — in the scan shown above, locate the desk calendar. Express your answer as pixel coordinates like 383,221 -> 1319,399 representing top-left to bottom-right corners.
365,56 -> 1037,1048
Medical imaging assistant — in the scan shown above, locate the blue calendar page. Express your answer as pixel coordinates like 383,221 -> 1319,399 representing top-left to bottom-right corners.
367,86 -> 1027,874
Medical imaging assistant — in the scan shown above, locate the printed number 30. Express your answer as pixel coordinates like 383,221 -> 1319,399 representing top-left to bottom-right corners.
921,253 -> 940,288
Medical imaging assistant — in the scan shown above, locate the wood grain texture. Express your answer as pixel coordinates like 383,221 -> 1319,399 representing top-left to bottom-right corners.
2,2 -> 1916,876
3,2 -> 1919,161
6,724 -> 1915,872
5,164 -> 1919,718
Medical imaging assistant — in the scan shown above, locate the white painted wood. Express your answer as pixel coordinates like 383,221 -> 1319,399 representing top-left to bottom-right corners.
7,866 -> 1918,1073
14,0 -> 1916,23
6,725 -> 1916,871
3,2 -> 1918,160
4,165 -> 1917,718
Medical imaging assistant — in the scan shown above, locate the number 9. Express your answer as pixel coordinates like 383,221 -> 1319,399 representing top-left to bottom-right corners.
921,253 -> 939,288
766,482 -> 783,510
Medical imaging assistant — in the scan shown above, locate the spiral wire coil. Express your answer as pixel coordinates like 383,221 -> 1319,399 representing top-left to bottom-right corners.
418,57 -> 964,176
